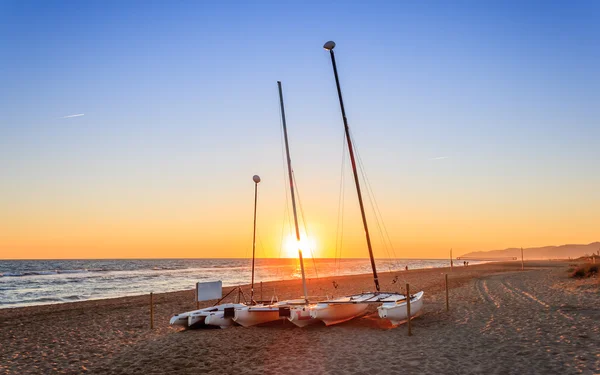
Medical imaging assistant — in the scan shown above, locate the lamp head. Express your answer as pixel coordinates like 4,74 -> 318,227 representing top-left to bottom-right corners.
253,175 -> 261,184
323,41 -> 336,51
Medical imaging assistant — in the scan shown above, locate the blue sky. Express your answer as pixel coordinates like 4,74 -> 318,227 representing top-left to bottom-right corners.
0,0 -> 599,258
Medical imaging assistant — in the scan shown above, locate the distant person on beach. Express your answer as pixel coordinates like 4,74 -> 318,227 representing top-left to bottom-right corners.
405,265 -> 408,271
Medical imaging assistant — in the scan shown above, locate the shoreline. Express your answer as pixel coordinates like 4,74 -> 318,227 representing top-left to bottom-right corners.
0,257 -> 481,310
1,260 -> 512,312
1,260 -> 598,374
1,259 -> 573,311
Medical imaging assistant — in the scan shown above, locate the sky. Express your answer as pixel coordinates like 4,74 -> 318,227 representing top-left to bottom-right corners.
0,0 -> 599,260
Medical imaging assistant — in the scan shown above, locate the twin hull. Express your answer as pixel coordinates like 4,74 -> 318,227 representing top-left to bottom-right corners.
233,306 -> 282,327
309,303 -> 370,326
288,306 -> 319,327
377,291 -> 424,325
170,303 -> 245,329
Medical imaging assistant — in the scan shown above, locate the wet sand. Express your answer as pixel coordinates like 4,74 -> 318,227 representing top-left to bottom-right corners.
1,261 -> 598,374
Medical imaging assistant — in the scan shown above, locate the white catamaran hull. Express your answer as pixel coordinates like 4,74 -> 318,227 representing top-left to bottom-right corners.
170,313 -> 191,327
172,303 -> 246,329
188,313 -> 208,328
204,311 -> 235,329
309,302 -> 370,326
288,306 -> 319,327
170,308 -> 210,328
377,291 -> 424,325
203,303 -> 246,328
233,306 -> 283,327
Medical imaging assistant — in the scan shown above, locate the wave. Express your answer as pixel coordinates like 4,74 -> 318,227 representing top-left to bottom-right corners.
61,295 -> 83,301
0,265 -> 254,278
0,269 -> 105,277
0,272 -> 26,277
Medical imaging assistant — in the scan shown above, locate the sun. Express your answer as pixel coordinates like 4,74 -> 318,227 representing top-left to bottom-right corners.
283,235 -> 317,259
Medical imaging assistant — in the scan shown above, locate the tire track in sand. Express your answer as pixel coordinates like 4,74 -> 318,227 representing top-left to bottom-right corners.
505,280 -> 575,321
474,279 -> 502,333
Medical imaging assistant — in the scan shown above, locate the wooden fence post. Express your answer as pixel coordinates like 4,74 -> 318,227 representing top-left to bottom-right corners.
445,274 -> 449,312
406,283 -> 412,336
150,292 -> 154,329
521,247 -> 524,271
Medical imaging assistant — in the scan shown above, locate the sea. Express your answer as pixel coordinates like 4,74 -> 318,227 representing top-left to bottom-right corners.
0,258 -> 480,309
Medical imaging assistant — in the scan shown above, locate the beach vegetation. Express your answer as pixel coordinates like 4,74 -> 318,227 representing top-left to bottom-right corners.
569,264 -> 598,279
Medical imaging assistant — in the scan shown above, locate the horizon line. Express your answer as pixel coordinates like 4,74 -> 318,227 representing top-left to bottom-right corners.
0,256 -> 457,261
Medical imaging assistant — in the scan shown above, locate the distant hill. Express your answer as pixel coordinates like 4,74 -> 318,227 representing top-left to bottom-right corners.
460,242 -> 600,260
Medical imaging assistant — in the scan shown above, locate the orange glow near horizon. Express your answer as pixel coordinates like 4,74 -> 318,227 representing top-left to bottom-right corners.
1,165 -> 599,260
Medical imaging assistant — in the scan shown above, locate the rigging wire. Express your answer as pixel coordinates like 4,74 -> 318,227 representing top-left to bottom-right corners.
334,131 -> 347,276
255,228 -> 266,281
353,131 -> 400,271
292,170 -> 319,279
276,98 -> 295,281
350,128 -> 400,272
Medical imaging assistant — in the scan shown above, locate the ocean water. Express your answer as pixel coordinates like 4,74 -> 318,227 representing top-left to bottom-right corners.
0,258 -> 477,309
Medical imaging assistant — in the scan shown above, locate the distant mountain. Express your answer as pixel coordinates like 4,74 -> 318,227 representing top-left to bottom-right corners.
460,242 -> 600,260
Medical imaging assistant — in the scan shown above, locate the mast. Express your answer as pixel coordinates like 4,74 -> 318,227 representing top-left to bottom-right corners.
250,174 -> 261,303
277,81 -> 309,302
323,41 -> 380,292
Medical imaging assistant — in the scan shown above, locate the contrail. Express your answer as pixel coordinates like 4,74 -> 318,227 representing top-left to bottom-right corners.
431,156 -> 449,160
60,114 -> 85,119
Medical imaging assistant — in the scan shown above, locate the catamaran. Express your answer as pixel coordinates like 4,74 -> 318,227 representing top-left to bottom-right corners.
169,175 -> 263,329
233,81 -> 318,328
186,302 -> 246,328
302,41 -> 424,326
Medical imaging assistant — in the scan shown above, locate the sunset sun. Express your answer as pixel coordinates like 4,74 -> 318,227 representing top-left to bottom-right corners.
283,235 -> 317,259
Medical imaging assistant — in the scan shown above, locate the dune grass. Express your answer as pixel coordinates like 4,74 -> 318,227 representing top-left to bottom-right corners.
569,264 -> 598,278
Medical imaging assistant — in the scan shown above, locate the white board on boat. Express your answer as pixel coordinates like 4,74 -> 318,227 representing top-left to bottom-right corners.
196,281 -> 222,302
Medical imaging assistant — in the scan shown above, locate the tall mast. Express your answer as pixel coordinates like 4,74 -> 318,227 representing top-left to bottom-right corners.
250,174 -> 261,303
277,81 -> 309,302
323,41 -> 380,292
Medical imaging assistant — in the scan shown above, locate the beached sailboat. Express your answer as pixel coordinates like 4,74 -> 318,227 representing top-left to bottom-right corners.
233,81 -> 318,328
169,286 -> 250,329
169,175 -> 263,329
306,41 -> 424,326
187,302 -> 246,328
378,291 -> 425,325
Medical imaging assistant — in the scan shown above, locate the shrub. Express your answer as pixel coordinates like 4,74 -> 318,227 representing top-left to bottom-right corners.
571,268 -> 586,278
569,264 -> 599,278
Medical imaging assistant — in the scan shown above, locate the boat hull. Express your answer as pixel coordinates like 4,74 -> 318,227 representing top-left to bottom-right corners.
233,306 -> 282,327
170,308 -> 208,328
377,291 -> 424,325
288,305 -> 319,327
187,314 -> 208,328
172,303 -> 246,329
205,311 -> 235,329
169,313 -> 190,327
309,303 -> 369,326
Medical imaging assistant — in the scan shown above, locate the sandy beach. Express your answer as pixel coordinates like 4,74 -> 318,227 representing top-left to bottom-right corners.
1,261 -> 598,374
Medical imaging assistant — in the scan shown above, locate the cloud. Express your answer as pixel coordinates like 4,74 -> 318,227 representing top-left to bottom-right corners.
60,114 -> 85,119
430,156 -> 449,160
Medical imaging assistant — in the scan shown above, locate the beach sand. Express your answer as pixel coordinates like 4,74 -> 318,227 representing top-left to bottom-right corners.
1,261 -> 598,374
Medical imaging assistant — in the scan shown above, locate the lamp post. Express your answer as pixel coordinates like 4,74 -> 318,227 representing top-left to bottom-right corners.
250,175 -> 261,303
